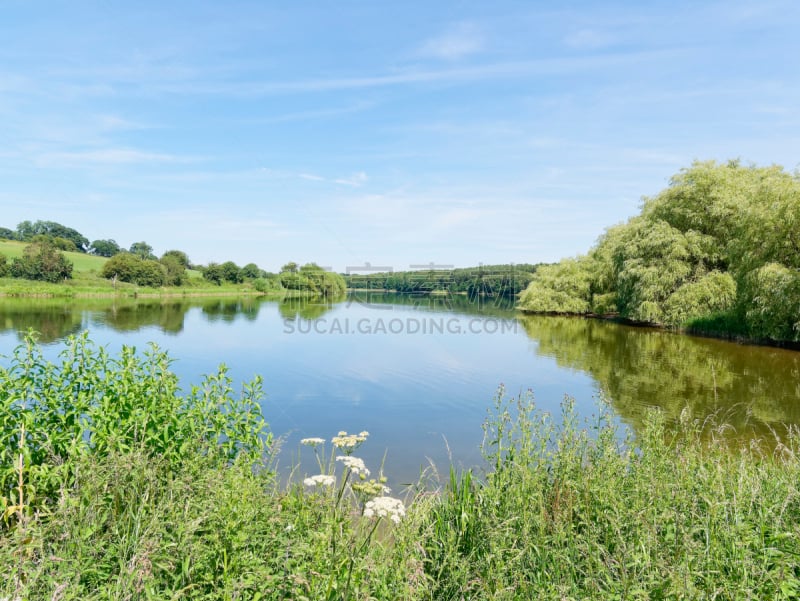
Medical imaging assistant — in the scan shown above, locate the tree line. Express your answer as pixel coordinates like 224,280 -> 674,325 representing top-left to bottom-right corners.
518,160 -> 800,342
343,264 -> 539,298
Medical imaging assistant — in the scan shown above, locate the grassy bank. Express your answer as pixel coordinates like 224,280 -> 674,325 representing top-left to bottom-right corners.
0,275 -> 299,300
2,335 -> 799,600
1,239 -> 281,299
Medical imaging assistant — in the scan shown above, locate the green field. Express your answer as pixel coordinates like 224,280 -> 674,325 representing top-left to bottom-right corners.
0,239 -> 108,272
0,240 -> 255,297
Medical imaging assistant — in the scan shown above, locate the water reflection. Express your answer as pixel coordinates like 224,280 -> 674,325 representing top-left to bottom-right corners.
279,293 -> 345,320
0,298 -> 86,343
201,298 -> 263,323
519,315 -> 800,439
347,291 -> 516,317
92,301 -> 190,334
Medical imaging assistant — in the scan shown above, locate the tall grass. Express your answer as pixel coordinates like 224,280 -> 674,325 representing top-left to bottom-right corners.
1,336 -> 799,599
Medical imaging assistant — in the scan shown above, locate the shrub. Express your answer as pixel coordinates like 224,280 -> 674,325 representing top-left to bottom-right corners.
0,332 -> 271,520
101,253 -> 168,287
9,239 -> 73,282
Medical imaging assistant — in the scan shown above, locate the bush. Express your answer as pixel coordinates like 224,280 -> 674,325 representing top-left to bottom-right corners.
0,332 -> 271,520
9,239 -> 73,282
101,253 -> 168,287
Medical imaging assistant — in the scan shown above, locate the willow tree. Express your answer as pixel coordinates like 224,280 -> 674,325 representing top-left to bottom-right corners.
517,160 -> 800,341
518,256 -> 594,314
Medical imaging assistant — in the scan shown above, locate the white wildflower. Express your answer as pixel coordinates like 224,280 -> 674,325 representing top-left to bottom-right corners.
303,474 -> 335,487
335,455 -> 370,476
364,496 -> 406,524
331,430 -> 368,450
301,437 -> 326,447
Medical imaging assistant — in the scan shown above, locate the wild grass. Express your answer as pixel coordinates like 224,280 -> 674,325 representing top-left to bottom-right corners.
1,335 -> 799,599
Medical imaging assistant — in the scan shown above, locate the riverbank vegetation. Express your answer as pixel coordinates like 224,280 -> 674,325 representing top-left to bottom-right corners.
518,160 -> 800,343
2,334 -> 799,599
1,235 -> 346,300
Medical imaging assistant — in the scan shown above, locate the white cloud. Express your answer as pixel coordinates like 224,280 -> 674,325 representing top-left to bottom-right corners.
416,22 -> 486,61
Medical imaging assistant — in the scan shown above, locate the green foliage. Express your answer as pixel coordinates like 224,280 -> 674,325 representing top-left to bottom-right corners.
241,262 -> 263,279
159,254 -> 187,286
220,260 -> 243,284
101,253 -> 167,287
663,270 -> 736,325
50,236 -> 77,252
740,262 -> 800,341
90,238 -> 121,257
518,257 -> 593,313
129,241 -> 156,260
518,161 -> 800,340
8,239 -> 74,282
15,220 -> 89,252
0,254 -> 7,278
202,262 -> 224,285
0,227 -> 16,241
0,333 -> 271,518
161,249 -> 190,269
281,262 -> 347,297
253,275 -> 281,293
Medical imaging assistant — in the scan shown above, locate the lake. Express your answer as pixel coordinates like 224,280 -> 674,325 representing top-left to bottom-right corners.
1,292 -> 798,486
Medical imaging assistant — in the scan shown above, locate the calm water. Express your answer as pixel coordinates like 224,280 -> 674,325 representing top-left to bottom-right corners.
1,293 -> 798,485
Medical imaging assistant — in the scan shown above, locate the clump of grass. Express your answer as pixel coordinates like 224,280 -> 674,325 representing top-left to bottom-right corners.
2,336 -> 799,600
420,389 -> 800,599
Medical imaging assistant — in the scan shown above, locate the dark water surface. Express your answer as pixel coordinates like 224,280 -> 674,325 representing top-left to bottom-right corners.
1,293 -> 798,485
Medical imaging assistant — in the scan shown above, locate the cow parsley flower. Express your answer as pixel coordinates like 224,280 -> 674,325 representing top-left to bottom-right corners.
301,437 -> 326,447
364,496 -> 406,524
331,430 -> 368,452
335,455 -> 370,476
352,479 -> 391,497
303,474 -> 335,487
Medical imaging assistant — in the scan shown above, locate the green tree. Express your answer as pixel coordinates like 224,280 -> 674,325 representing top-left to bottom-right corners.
129,241 -> 156,260
161,249 -> 190,269
241,262 -> 262,280
9,239 -> 73,282
0,227 -> 15,240
100,253 -> 142,284
51,237 -> 78,252
518,160 -> 800,340
203,263 -> 224,285
160,255 -> 187,286
136,260 -> 168,287
220,261 -> 243,284
15,220 -> 88,251
90,239 -> 121,257
0,254 -> 7,277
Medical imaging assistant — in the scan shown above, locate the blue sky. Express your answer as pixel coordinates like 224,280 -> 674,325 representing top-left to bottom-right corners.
1,1 -> 799,272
